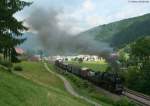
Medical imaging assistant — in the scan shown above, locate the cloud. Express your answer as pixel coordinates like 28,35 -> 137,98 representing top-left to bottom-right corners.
109,2 -> 150,22
15,0 -> 150,34
86,16 -> 106,26
56,0 -> 97,34
82,0 -> 95,11
53,0 -> 150,34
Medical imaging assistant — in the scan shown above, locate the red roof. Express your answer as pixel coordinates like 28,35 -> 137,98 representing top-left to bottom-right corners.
15,48 -> 24,54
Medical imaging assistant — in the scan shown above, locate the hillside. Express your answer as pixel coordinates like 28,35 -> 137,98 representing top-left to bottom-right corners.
0,62 -> 91,106
111,16 -> 150,48
79,13 -> 150,48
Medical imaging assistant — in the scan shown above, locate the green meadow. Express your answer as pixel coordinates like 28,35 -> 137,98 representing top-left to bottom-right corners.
0,62 -> 92,106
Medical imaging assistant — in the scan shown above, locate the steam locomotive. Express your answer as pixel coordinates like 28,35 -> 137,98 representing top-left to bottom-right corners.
55,60 -> 123,94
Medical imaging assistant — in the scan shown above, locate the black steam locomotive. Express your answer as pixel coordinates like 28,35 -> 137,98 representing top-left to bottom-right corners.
55,60 -> 123,94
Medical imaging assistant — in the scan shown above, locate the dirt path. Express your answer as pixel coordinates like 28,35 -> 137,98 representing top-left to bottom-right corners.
44,63 -> 101,106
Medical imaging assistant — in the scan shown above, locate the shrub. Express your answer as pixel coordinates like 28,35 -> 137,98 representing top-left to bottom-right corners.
14,66 -> 23,71
0,60 -> 13,68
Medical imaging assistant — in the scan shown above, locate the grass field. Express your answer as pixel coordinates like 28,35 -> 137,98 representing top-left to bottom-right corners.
0,61 -> 92,106
67,61 -> 108,72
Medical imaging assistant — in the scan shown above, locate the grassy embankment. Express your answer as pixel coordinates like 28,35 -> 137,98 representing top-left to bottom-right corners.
67,61 -> 108,72
48,63 -> 137,106
0,61 -> 92,106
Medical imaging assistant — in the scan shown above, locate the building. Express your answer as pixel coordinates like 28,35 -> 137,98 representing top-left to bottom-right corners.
15,48 -> 24,55
48,54 -> 105,62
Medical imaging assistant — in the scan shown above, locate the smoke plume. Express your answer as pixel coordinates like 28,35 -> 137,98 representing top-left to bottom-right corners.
26,8 -> 112,55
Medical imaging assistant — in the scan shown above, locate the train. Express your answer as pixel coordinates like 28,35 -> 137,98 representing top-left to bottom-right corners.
55,60 -> 123,94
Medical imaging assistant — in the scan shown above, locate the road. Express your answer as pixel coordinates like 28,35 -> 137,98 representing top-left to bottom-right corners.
44,63 -> 101,106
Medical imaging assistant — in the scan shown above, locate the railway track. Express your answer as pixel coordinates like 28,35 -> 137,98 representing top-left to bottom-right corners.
123,88 -> 150,106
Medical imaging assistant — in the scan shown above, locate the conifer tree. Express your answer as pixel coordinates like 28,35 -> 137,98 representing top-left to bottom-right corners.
0,0 -> 31,62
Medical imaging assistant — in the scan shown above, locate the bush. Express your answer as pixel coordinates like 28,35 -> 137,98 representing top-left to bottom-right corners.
0,60 -> 13,68
114,98 -> 137,106
14,66 -> 23,71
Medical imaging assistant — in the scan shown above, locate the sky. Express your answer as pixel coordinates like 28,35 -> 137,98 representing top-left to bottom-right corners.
15,0 -> 150,34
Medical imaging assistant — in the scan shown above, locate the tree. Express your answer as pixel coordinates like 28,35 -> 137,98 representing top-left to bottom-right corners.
118,48 -> 130,68
126,36 -> 150,95
130,36 -> 150,69
0,0 -> 31,62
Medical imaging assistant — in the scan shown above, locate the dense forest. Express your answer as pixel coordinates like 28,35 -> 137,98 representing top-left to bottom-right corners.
79,13 -> 150,49
111,17 -> 150,48
118,36 -> 150,95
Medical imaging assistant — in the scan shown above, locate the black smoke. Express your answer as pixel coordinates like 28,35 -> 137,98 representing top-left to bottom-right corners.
26,8 -> 112,55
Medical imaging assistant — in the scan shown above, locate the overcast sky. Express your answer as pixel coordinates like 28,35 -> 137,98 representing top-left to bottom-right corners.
15,0 -> 150,34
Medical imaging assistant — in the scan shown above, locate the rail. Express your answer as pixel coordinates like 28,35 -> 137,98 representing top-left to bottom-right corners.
123,88 -> 150,106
